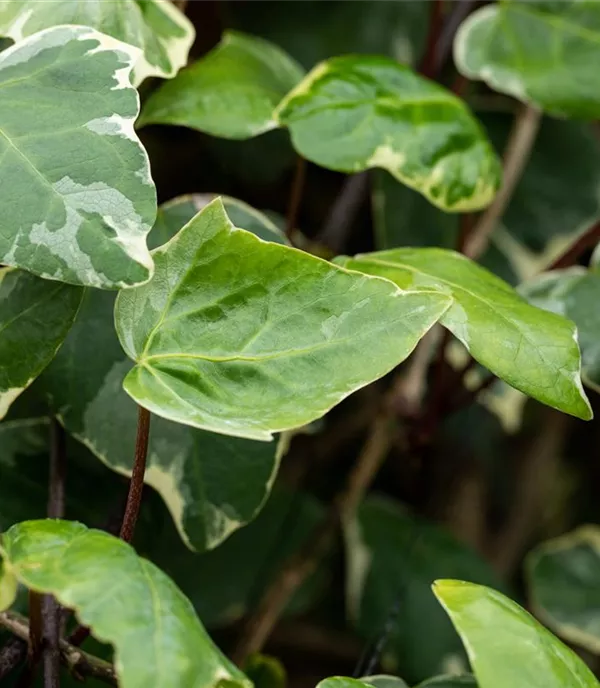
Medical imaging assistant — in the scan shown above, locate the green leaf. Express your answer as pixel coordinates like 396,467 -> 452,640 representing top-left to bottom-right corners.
244,654 -> 286,688
0,0 -> 195,84
0,520 -> 250,688
526,526 -> 600,654
0,25 -> 156,288
140,31 -> 305,139
0,268 -> 82,419
433,580 -> 599,688
115,197 -> 452,441
274,56 -> 501,212
0,560 -> 17,612
361,675 -> 409,688
521,268 -> 600,392
454,1 -> 600,118
346,497 -> 501,684
417,678 -> 477,688
337,248 -> 591,420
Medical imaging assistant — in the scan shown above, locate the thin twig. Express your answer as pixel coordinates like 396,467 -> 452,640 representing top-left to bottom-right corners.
434,0 -> 477,73
464,105 -> 542,260
547,221 -> 600,271
0,612 -> 117,686
285,156 -> 306,243
18,592 -> 43,687
120,406 -> 151,543
419,0 -> 445,78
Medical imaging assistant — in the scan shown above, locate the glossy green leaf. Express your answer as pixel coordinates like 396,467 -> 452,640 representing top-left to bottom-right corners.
417,678 -> 477,688
0,269 -> 82,420
434,580 -> 598,688
526,526 -> 600,653
0,0 -> 194,84
337,248 -> 591,420
140,31 -> 305,139
455,1 -> 600,117
0,25 -> 156,288
522,268 -> 600,392
115,198 -> 451,441
0,520 -> 250,688
345,497 -> 500,683
275,56 -> 501,212
361,675 -> 409,688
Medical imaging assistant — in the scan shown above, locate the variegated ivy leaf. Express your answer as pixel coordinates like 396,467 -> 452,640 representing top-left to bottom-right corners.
454,1 -> 600,118
0,25 -> 156,288
337,248 -> 592,420
140,31 -> 305,139
274,56 -> 501,212
34,196 -> 287,551
0,268 -> 82,420
0,0 -> 194,84
0,520 -> 250,688
115,198 -> 452,441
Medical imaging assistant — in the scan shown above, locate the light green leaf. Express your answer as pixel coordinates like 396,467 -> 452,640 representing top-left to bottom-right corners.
0,25 -> 156,288
115,198 -> 452,441
274,56 -> 501,212
337,248 -> 591,420
433,580 -> 599,688
0,268 -> 82,420
140,31 -> 305,139
0,0 -> 194,84
361,675 -> 409,688
0,520 -> 250,688
454,1 -> 600,118
346,497 -> 500,684
0,560 -> 17,612
521,268 -> 600,392
526,525 -> 600,654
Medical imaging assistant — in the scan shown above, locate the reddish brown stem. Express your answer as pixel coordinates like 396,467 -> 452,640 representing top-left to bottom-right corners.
547,221 -> 600,270
419,0 -> 445,79
120,406 -> 151,543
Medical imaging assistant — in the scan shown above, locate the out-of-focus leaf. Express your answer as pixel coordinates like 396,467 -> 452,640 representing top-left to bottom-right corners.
361,676 -> 409,688
434,580 -> 598,688
337,248 -> 591,420
275,56 -> 500,212
417,677 -> 477,688
526,525 -> 600,654
455,1 -> 600,117
140,31 -> 304,139
0,559 -> 17,611
0,0 -> 194,84
0,25 -> 156,288
0,269 -> 82,420
244,654 -> 286,688
345,497 -> 500,684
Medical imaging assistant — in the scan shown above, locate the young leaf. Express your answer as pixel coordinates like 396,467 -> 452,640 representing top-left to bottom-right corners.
0,268 -> 82,420
114,198 -> 452,441
0,0 -> 194,84
0,520 -> 251,688
526,526 -> 600,654
345,497 -> 500,683
0,25 -> 156,288
337,248 -> 592,420
433,580 -> 599,688
274,56 -> 501,212
140,31 -> 305,139
0,560 -> 17,612
522,268 -> 600,392
454,1 -> 600,117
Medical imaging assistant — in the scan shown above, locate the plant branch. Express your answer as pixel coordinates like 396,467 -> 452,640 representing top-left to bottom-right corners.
120,406 -> 151,543
547,221 -> 600,270
419,0 -> 445,79
0,612 -> 117,686
464,105 -> 542,260
285,156 -> 307,243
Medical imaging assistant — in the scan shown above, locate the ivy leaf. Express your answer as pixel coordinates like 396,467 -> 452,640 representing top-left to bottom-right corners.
345,497 -> 500,684
0,25 -> 156,288
140,31 -> 305,139
0,520 -> 250,688
526,526 -> 600,654
454,1 -> 600,118
115,198 -> 451,440
274,56 -> 501,212
337,248 -> 592,420
434,580 -> 599,688
0,269 -> 82,420
522,268 -> 600,392
0,0 -> 194,84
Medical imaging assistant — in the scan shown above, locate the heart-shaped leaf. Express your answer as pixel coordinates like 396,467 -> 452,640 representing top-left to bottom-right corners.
0,268 -> 82,420
434,580 -> 599,688
454,1 -> 600,117
0,520 -> 250,688
0,25 -> 156,288
337,248 -> 592,420
526,526 -> 600,654
115,198 -> 451,440
0,0 -> 194,84
274,55 -> 501,212
140,31 -> 305,138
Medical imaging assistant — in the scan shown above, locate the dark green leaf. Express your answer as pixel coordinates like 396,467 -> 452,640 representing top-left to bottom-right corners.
417,678 -> 477,688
